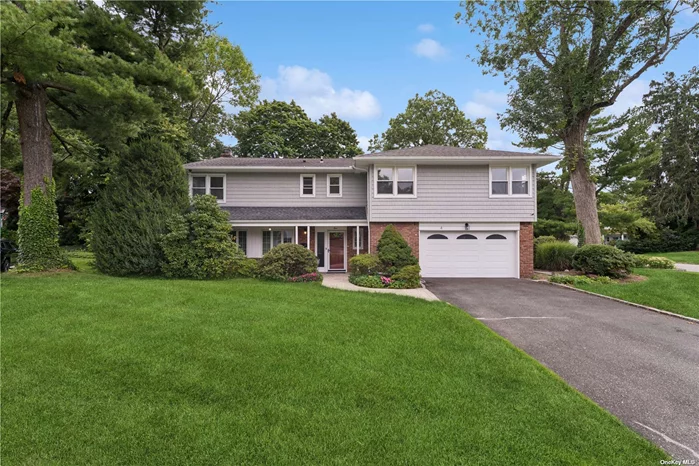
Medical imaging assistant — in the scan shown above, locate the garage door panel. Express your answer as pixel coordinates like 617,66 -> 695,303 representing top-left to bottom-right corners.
420,230 -> 517,278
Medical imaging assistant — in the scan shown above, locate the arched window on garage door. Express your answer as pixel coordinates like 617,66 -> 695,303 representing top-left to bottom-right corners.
456,234 -> 477,240
486,234 -> 507,240
427,234 -> 448,239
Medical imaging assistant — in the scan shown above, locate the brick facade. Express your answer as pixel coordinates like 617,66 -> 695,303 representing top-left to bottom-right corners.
519,222 -> 534,278
369,222 -> 420,259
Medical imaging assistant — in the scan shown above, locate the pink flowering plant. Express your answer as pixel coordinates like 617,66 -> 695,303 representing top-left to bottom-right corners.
381,276 -> 392,286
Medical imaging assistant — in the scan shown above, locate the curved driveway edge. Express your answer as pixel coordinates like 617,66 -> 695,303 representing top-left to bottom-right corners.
425,278 -> 699,460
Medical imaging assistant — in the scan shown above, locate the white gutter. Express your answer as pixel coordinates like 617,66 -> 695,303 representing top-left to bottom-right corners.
353,155 -> 561,168
186,166 -> 357,172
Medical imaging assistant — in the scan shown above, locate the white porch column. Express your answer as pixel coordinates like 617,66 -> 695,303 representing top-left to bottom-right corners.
307,225 -> 311,250
356,225 -> 360,255
295,225 -> 298,244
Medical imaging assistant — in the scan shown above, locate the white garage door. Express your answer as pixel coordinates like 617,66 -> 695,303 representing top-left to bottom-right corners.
420,231 -> 518,278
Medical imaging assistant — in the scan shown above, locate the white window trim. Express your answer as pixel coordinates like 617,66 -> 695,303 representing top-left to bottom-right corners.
327,174 -> 343,197
262,229 -> 294,254
233,230 -> 247,255
353,227 -> 364,249
373,165 -> 417,198
488,166 -> 532,198
300,174 -> 316,197
189,173 -> 226,203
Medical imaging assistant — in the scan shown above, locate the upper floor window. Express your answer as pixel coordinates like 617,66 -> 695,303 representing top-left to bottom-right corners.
327,174 -> 342,197
490,167 -> 530,197
300,174 -> 315,197
375,166 -> 416,197
191,174 -> 225,202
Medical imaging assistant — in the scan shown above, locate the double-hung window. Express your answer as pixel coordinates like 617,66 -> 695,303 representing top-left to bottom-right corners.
327,174 -> 342,197
232,230 -> 247,255
490,167 -> 530,197
375,166 -> 416,197
353,227 -> 364,249
190,174 -> 225,201
300,174 -> 315,197
262,229 -> 294,255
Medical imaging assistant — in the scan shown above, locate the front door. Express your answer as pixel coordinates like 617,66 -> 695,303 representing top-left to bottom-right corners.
328,231 -> 345,271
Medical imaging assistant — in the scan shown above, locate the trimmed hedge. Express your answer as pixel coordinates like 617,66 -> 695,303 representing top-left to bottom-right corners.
17,179 -> 72,272
632,255 -> 675,269
391,265 -> 421,288
617,230 -> 698,254
534,241 -> 577,271
161,195 -> 251,279
377,224 -> 418,275
572,245 -> 635,277
349,254 -> 381,276
258,243 -> 318,281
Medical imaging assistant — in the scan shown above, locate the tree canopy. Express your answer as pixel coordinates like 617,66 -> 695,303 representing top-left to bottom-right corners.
457,0 -> 699,243
232,100 -> 362,158
368,90 -> 487,152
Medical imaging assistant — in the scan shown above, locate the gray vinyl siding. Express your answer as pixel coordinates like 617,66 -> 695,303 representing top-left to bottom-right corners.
224,172 -> 366,207
369,165 -> 537,222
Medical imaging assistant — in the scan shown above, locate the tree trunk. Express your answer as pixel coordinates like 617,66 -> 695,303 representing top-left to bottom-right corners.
564,120 -> 602,244
15,83 -> 53,205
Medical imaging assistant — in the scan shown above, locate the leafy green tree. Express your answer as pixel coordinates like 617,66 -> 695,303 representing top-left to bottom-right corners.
232,100 -> 361,157
91,138 -> 189,276
457,1 -> 698,243
599,200 -> 657,238
316,113 -> 363,157
368,90 -> 487,152
537,171 -> 576,223
642,69 -> 699,229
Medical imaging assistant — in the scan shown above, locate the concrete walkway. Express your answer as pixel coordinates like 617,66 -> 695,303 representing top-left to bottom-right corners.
322,273 -> 439,301
676,263 -> 699,272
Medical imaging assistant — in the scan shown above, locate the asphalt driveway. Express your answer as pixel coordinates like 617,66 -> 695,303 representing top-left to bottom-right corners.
425,278 -> 699,460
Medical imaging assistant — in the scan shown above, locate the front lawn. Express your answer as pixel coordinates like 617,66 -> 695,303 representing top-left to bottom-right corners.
642,250 -> 699,264
1,263 -> 666,464
575,268 -> 699,320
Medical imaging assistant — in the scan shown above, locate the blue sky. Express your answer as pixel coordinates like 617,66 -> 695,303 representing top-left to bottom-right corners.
209,1 -> 699,152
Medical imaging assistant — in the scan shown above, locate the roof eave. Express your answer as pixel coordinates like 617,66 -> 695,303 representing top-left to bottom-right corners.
352,155 -> 561,168
184,166 -> 358,172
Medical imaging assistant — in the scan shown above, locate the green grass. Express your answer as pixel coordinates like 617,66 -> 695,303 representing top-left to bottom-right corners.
575,268 -> 699,319
642,250 -> 699,264
1,259 -> 666,465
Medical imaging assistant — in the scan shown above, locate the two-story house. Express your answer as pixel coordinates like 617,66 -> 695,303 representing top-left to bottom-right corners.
184,145 -> 559,278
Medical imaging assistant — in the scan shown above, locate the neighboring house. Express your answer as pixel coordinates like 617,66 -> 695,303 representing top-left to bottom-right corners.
183,145 -> 559,278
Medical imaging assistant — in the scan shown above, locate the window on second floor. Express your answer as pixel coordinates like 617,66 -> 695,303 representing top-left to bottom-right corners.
191,174 -> 225,201
375,166 -> 416,197
327,174 -> 342,197
300,174 -> 315,197
490,167 -> 531,197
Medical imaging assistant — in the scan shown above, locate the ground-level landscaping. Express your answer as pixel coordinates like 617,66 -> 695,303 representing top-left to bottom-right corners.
573,268 -> 699,320
1,259 -> 666,464
642,250 -> 699,265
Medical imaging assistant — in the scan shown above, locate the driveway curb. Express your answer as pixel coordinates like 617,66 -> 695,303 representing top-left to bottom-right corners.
534,280 -> 699,325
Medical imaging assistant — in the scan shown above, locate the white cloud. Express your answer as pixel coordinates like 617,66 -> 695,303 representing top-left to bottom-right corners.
461,89 -> 518,150
417,23 -> 435,33
357,136 -> 371,153
260,65 -> 381,120
462,90 -> 508,119
412,39 -> 448,60
603,79 -> 649,117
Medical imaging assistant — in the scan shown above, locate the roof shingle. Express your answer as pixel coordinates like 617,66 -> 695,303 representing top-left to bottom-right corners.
221,206 -> 366,221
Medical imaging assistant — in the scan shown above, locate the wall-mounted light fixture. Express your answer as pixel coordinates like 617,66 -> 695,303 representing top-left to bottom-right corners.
464,223 -> 470,230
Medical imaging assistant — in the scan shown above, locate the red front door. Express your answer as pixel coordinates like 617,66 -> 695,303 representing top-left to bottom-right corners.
328,232 -> 345,270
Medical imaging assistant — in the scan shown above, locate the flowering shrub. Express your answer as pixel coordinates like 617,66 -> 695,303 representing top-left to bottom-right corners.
287,272 -> 323,283
381,276 -> 392,286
